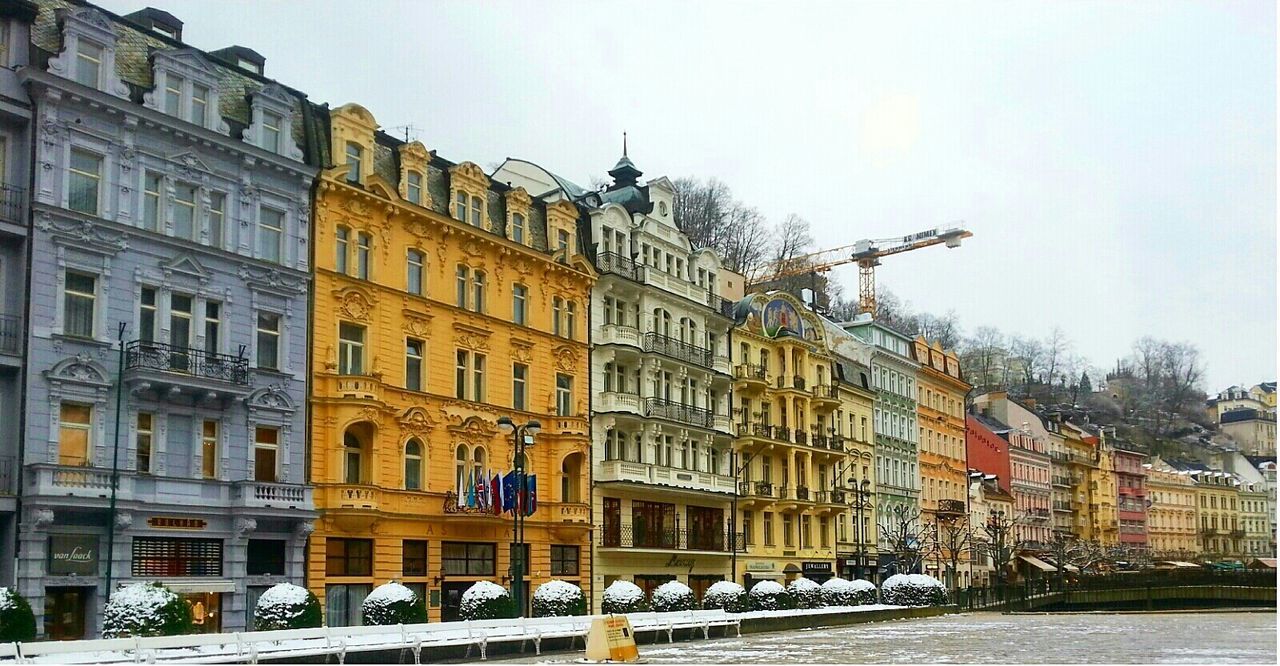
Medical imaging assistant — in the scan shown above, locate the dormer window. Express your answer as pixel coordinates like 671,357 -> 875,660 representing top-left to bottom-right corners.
164,75 -> 183,115
345,143 -> 362,184
262,112 -> 283,153
470,196 -> 482,227
151,23 -> 178,39
406,171 -> 422,204
191,85 -> 209,127
511,213 -> 525,244
238,57 -> 261,75
454,191 -> 467,222
75,40 -> 102,88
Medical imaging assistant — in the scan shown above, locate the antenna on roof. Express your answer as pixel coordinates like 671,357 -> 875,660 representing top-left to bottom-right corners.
623,131 -> 628,157
388,124 -> 421,144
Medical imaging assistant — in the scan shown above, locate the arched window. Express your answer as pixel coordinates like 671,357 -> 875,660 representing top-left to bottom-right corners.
342,423 -> 372,484
405,439 -> 423,490
335,225 -> 350,274
472,446 -> 487,487
553,297 -> 563,336
345,143 -> 362,183
561,453 -> 583,503
470,196 -> 483,227
455,445 -> 468,494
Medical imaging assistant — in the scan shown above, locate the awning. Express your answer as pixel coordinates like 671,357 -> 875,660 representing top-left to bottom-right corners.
1248,558 -> 1277,569
1155,560 -> 1200,569
1018,555 -> 1056,572
783,563 -> 802,573
162,580 -> 237,593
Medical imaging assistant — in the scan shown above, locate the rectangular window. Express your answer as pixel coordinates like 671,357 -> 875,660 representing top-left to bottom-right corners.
406,250 -> 424,295
164,75 -> 183,116
512,284 -> 528,326
208,193 -> 225,249
258,208 -> 284,262
139,287 -> 157,342
246,539 -> 286,576
552,298 -> 563,336
256,312 -> 281,370
173,183 -> 197,240
550,545 -> 579,576
335,227 -> 349,274
326,538 -> 373,576
203,302 -> 220,355
262,112 -> 282,153
63,271 -> 96,338
143,172 -> 162,230
338,323 -> 365,375
345,143 -> 362,184
472,271 -> 485,312
442,542 -> 495,576
68,149 -> 102,215
131,537 -> 223,577
325,584 -> 370,628
455,266 -> 468,308
472,353 -> 486,402
254,427 -> 278,483
403,540 -> 429,576
454,191 -> 467,223
783,514 -> 794,547
763,512 -> 775,547
59,403 -> 92,466
512,363 -> 528,411
201,420 -> 218,479
557,229 -> 570,253
191,84 -> 209,127
566,301 -> 577,339
75,41 -> 102,88
355,232 -> 371,280
556,374 -> 573,416
511,213 -> 525,244
455,350 -> 468,399
405,339 -> 424,392
406,171 -> 422,204
470,196 -> 482,227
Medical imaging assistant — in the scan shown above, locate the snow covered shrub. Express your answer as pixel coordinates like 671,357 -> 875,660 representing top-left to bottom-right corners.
103,582 -> 193,638
748,580 -> 793,611
700,581 -> 747,612
362,582 -> 426,626
0,588 -> 35,642
787,577 -> 822,609
460,581 -> 513,620
881,574 -> 947,607
820,578 -> 878,606
650,580 -> 695,612
601,580 -> 648,614
254,583 -> 322,631
532,580 -> 587,617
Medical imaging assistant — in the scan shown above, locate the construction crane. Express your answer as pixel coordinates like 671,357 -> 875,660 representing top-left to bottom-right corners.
749,224 -> 972,316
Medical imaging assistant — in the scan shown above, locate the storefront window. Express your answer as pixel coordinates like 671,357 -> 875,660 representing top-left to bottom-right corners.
325,584 -> 370,627
183,592 -> 222,633
132,537 -> 222,577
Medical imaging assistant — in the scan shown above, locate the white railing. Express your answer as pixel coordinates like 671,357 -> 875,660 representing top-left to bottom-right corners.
597,392 -> 643,414
598,460 -> 735,495
597,324 -> 642,348
0,609 -> 743,664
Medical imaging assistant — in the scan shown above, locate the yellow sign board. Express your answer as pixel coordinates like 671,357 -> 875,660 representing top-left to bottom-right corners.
585,614 -> 640,662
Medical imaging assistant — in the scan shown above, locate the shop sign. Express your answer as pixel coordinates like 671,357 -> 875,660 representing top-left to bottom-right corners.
802,561 -> 832,573
48,535 -> 98,576
148,517 -> 207,529
746,561 -> 775,572
665,555 -> 695,572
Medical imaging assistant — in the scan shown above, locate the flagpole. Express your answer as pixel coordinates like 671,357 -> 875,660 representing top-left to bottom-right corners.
497,417 -> 540,618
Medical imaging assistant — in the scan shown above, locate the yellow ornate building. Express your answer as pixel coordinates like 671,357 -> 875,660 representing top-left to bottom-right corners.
1145,460 -> 1199,559
1188,467 -> 1242,559
732,293 -> 847,586
1060,420 -> 1102,542
308,104 -> 595,623
822,319 -> 878,580
912,337 -> 970,585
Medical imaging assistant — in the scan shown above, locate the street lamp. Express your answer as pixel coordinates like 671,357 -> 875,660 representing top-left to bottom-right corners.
497,416 -> 540,618
846,477 -> 873,581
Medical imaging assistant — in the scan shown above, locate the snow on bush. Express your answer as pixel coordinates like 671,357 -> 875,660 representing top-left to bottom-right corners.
0,587 -> 35,642
362,582 -> 426,626
748,580 -> 793,611
254,583 -> 322,631
700,581 -> 747,612
881,573 -> 947,607
460,581 -> 513,620
103,582 -> 193,638
601,580 -> 648,614
787,577 -> 822,608
532,580 -> 586,617
650,580 -> 695,612
820,577 -> 877,606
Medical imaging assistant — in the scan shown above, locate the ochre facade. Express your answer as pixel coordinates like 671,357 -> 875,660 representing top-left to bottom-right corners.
912,337 -> 970,583
308,104 -> 595,623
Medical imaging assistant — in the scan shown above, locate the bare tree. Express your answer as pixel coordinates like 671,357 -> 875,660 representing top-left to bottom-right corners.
976,510 -> 1029,592
1007,335 -> 1044,395
915,311 -> 963,350
931,514 -> 973,591
1042,326 -> 1071,393
961,326 -> 1007,391
880,505 -> 931,575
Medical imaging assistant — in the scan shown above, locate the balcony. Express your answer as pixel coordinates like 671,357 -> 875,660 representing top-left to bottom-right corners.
0,184 -> 25,226
598,459 -> 736,494
124,341 -> 251,399
644,397 -> 716,430
814,489 -> 847,505
811,384 -> 840,411
0,314 -> 20,356
551,417 -> 589,437
597,324 -> 642,349
600,524 -> 743,553
642,332 -> 713,369
232,481 -> 312,509
734,364 -> 768,392
1028,508 -> 1051,520
1053,500 -> 1073,512
332,375 -> 381,401
321,484 -> 380,511
598,391 -> 642,414
0,456 -> 13,496
738,480 -> 777,500
643,268 -> 720,309
1052,475 -> 1073,488
775,375 -> 807,392
443,491 -> 497,515
27,464 -> 118,499
597,252 -> 644,281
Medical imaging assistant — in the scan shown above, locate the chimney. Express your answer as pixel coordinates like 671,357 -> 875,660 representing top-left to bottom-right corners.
210,46 -> 266,76
124,7 -> 183,41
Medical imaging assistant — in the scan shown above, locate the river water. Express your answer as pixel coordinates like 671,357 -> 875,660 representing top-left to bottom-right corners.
507,611 -> 1276,664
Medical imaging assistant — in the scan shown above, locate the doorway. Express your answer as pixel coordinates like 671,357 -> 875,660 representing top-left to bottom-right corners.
45,587 -> 89,641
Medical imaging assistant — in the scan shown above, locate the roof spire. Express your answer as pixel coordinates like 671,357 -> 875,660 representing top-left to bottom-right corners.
623,131 -> 628,158
608,132 -> 642,190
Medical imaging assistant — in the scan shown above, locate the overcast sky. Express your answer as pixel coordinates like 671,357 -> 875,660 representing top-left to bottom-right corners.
96,0 -> 1276,391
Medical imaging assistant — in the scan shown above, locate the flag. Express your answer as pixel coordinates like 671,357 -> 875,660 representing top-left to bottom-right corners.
491,473 -> 502,516
526,474 -> 537,516
457,476 -> 466,508
466,468 -> 477,509
476,469 -> 488,511
502,472 -> 517,513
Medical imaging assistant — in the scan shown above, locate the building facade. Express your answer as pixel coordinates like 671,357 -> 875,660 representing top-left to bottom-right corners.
911,337 -> 969,584
823,319 -> 878,582
1111,438 -> 1149,551
19,2 -> 318,637
733,292 -> 846,587
844,316 -> 919,575
966,472 -> 1014,588
1144,461 -> 1198,559
1219,409 -> 1276,457
965,413 -> 1011,494
307,104 -> 595,623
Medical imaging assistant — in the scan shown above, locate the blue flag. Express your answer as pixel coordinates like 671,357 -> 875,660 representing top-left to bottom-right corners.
502,471 -> 517,513
526,474 -> 537,516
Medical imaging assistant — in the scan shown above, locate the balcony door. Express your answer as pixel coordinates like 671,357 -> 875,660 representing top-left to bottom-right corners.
170,294 -> 193,371
632,500 -> 675,548
687,506 -> 725,551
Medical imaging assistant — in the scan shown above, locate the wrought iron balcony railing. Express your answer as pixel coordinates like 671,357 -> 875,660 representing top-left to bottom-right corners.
596,251 -> 644,281
739,480 -> 776,498
600,524 -> 743,552
644,397 -> 716,429
642,332 -> 713,368
125,340 -> 250,385
0,184 -> 25,225
0,314 -> 20,355
735,364 -> 767,382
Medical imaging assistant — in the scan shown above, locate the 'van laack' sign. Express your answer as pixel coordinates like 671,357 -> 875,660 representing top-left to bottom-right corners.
48,535 -> 98,576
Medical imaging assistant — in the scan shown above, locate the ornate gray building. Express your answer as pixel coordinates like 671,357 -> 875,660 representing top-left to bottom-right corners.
16,1 -> 318,638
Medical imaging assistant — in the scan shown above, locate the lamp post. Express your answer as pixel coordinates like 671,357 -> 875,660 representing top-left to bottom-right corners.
497,416 -> 540,618
729,448 -> 758,584
847,477 -> 873,581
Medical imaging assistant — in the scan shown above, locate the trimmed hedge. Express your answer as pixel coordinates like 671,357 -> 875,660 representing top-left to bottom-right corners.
0,588 -> 36,643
